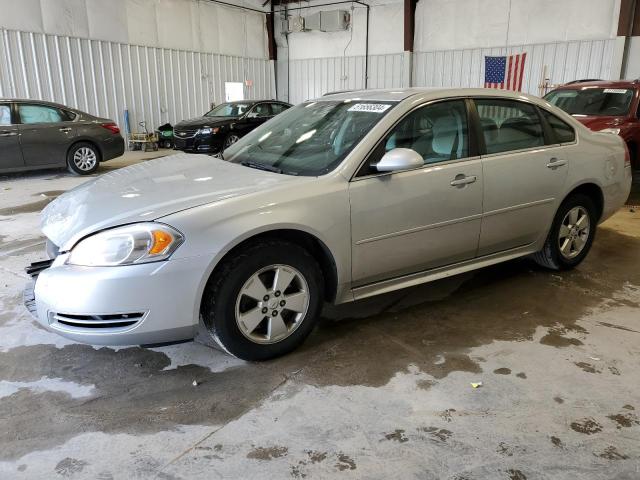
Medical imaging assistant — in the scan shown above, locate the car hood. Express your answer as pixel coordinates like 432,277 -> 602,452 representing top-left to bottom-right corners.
175,117 -> 233,128
41,153 -> 298,249
571,115 -> 625,131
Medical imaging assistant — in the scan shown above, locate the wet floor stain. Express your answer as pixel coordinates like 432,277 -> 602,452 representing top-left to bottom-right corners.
553,396 -> 564,404
550,436 -> 563,448
515,372 -> 527,379
607,412 -> 639,429
493,368 -> 511,375
1,228 -> 640,460
596,322 -> 640,334
246,446 -> 288,460
54,457 -> 88,476
539,325 -> 586,348
335,453 -> 356,471
0,198 -> 54,216
574,362 -> 601,374
570,418 -> 603,435
506,469 -> 527,480
596,446 -> 629,460
418,426 -> 452,443
305,450 -> 327,463
383,429 -> 409,443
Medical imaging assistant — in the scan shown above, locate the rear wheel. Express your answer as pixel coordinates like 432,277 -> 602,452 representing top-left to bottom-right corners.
201,240 -> 324,361
533,194 -> 597,270
67,142 -> 100,175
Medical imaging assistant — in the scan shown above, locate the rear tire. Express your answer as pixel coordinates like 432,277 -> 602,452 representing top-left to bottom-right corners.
201,240 -> 324,361
533,193 -> 597,270
67,142 -> 100,175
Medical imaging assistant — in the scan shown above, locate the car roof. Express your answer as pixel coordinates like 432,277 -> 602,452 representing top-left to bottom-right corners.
318,87 -> 545,104
0,98 -> 80,110
550,79 -> 640,91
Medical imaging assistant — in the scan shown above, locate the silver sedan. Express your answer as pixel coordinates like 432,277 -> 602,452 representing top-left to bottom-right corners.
28,88 -> 632,360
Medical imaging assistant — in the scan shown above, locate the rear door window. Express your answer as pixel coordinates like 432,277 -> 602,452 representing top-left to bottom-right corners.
474,99 -> 544,154
540,109 -> 575,143
0,104 -> 11,125
270,103 -> 289,115
18,104 -> 65,124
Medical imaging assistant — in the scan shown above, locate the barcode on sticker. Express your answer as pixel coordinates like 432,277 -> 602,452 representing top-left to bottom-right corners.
348,103 -> 392,113
604,89 -> 628,94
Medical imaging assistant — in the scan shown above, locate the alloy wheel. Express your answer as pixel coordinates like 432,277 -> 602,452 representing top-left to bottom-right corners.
224,135 -> 240,148
558,206 -> 590,259
235,264 -> 310,344
73,147 -> 97,171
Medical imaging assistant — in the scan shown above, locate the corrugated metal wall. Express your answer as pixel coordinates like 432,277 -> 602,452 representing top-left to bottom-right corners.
413,39 -> 617,95
286,53 -> 404,104
0,28 -> 275,132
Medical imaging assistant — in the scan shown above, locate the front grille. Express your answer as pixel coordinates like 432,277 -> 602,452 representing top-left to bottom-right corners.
50,312 -> 145,330
174,128 -> 198,139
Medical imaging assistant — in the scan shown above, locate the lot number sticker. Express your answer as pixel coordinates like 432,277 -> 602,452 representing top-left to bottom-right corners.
603,89 -> 628,94
348,103 -> 392,113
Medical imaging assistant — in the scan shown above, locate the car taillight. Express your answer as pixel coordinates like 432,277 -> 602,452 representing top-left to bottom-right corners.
101,122 -> 120,134
623,143 -> 631,167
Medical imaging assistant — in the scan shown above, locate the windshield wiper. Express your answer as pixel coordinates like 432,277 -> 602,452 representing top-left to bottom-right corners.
241,161 -> 283,174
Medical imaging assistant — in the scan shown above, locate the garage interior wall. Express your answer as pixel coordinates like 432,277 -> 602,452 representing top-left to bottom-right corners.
0,0 -> 274,130
278,0 -> 623,104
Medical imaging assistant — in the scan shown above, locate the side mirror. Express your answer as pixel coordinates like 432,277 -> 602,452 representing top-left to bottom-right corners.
375,148 -> 423,172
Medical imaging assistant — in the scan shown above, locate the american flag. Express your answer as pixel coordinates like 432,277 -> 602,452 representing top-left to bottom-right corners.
484,53 -> 527,91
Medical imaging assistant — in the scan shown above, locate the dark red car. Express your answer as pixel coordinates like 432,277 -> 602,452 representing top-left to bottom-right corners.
544,79 -> 640,170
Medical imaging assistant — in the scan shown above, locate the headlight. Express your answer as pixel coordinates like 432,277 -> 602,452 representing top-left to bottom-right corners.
598,127 -> 620,135
199,127 -> 220,135
67,223 -> 184,266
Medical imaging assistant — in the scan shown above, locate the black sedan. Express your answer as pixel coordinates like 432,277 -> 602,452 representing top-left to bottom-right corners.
173,100 -> 292,154
0,99 -> 125,175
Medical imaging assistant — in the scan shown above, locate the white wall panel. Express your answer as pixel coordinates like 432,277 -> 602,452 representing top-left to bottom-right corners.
285,53 -> 404,104
413,39 -> 616,95
0,28 -> 275,132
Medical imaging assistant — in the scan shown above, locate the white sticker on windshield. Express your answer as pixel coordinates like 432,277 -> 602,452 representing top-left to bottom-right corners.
347,103 -> 392,113
603,89 -> 628,94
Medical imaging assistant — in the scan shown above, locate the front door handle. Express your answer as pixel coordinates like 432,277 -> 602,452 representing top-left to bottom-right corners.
450,174 -> 477,187
546,157 -> 567,169
0,131 -> 18,137
59,127 -> 72,133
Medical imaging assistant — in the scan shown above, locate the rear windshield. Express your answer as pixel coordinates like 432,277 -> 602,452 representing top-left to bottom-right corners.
544,88 -> 634,116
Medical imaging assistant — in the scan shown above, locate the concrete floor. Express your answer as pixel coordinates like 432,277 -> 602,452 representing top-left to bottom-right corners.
1,153 -> 639,479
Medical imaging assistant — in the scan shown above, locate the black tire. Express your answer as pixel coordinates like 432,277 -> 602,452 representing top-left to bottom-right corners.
67,142 -> 100,175
201,240 -> 324,361
223,133 -> 240,150
533,193 -> 597,270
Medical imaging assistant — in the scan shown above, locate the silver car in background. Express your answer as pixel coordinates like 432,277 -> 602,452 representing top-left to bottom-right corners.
28,88 -> 632,360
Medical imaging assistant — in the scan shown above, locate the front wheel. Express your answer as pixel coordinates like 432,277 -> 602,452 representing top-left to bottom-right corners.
201,240 -> 324,361
533,193 -> 597,270
223,134 -> 240,150
67,142 -> 100,175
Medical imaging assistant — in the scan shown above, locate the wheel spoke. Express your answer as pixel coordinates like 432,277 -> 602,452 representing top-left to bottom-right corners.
273,267 -> 295,293
573,235 -> 586,250
268,314 -> 288,340
559,224 -> 571,239
560,237 -> 572,255
283,291 -> 307,313
238,307 -> 265,333
576,213 -> 588,229
242,276 -> 269,301
568,208 -> 579,225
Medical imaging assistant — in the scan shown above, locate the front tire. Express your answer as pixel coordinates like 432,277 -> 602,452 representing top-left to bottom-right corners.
201,240 -> 324,361
533,193 -> 597,270
67,142 -> 100,175
223,133 -> 240,150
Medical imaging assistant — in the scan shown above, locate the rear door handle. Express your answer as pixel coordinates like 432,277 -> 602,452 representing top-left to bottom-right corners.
59,127 -> 72,133
450,174 -> 477,187
546,157 -> 567,168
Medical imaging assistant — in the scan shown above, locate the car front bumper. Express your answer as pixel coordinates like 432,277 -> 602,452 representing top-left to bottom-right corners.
28,253 -> 209,346
173,134 -> 223,153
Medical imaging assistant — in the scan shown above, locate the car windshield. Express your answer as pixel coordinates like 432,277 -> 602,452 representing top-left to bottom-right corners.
544,88 -> 634,116
205,103 -> 251,118
223,100 -> 396,176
